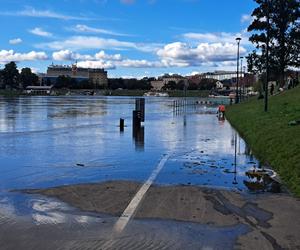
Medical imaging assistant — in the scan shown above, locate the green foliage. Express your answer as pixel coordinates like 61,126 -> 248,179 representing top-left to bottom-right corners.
108,78 -> 151,90
20,68 -> 39,88
3,62 -> 19,89
226,86 -> 300,196
247,0 -> 300,85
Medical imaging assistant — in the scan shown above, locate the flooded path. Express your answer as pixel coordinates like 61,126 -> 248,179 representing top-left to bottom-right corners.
0,96 -> 299,249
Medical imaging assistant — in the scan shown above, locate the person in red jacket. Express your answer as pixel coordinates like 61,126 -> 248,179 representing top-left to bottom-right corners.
218,105 -> 226,119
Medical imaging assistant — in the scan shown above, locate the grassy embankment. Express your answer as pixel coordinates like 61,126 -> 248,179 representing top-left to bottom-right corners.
226,86 -> 300,196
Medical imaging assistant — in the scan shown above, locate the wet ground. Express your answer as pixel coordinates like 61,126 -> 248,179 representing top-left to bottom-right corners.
0,96 -> 299,249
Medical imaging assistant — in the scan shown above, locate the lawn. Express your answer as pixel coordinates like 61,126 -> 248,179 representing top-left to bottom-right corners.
226,86 -> 300,196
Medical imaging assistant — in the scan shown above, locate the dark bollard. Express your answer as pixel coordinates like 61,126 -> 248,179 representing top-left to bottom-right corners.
133,110 -> 141,129
120,118 -> 124,132
135,98 -> 145,122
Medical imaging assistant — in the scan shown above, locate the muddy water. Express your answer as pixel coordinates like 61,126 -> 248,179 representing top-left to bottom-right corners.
0,96 -> 266,249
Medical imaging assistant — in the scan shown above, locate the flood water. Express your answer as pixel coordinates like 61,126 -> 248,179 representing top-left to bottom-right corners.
0,96 -> 271,249
0,96 -> 260,192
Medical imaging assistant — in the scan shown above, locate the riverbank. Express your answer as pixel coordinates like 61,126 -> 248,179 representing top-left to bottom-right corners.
103,89 -> 210,97
0,89 -> 210,97
226,86 -> 300,196
0,89 -> 23,97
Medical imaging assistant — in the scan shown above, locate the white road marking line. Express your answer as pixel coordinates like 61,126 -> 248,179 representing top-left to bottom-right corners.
114,154 -> 170,233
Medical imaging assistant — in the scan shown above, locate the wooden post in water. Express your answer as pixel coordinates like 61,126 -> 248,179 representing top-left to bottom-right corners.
120,118 -> 124,132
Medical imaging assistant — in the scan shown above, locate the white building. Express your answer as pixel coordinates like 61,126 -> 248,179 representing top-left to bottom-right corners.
204,71 -> 244,81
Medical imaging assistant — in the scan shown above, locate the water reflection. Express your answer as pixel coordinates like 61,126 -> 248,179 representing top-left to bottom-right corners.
0,96 -> 269,194
133,125 -> 145,151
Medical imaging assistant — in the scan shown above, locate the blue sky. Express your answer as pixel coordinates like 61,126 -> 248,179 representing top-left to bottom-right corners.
0,0 -> 256,78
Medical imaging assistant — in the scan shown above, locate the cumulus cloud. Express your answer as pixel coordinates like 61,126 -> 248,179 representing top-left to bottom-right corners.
9,38 -> 22,45
52,50 -> 122,61
157,42 -> 247,67
77,60 -> 116,69
30,27 -> 53,37
52,49 -> 162,69
0,50 -> 48,62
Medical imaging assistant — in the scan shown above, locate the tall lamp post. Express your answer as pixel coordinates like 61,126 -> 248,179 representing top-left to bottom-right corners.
240,56 -> 244,101
235,37 -> 242,104
265,0 -> 270,112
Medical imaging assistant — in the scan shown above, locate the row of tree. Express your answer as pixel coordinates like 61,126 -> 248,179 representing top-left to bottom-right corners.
247,0 -> 300,86
0,62 -> 39,89
161,79 -> 217,91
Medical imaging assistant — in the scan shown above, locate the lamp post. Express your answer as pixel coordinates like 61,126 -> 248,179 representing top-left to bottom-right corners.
240,56 -> 244,101
265,0 -> 270,112
235,37 -> 242,104
243,66 -> 246,99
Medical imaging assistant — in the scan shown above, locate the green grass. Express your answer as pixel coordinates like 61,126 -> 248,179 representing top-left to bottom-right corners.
226,86 -> 300,196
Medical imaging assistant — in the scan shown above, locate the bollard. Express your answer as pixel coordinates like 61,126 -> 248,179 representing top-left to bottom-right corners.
133,110 -> 141,129
120,118 -> 124,132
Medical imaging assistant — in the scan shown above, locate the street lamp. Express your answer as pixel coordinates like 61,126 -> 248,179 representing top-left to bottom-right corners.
235,37 -> 242,104
265,0 -> 270,112
240,56 -> 244,101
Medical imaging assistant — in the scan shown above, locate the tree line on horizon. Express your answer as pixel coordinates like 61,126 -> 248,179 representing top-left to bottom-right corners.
0,61 -> 219,91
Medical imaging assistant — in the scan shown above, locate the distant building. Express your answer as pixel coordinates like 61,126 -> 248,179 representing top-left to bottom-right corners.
25,85 -> 54,95
204,71 -> 244,81
160,74 -> 188,85
151,80 -> 165,90
44,64 -> 108,88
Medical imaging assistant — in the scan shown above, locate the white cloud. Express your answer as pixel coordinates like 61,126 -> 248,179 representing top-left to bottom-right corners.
95,51 -> 122,60
183,32 -> 250,45
30,27 -> 53,37
53,50 -> 90,61
117,59 -> 163,68
9,38 -> 22,45
157,42 -> 247,67
0,7 -> 91,21
241,14 -> 253,23
38,36 -> 161,52
72,24 -> 130,37
77,60 -> 116,69
0,50 -> 48,63
52,50 -> 122,61
52,49 -> 161,69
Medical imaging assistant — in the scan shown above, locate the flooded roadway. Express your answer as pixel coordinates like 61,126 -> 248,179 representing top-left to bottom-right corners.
0,96 -> 299,250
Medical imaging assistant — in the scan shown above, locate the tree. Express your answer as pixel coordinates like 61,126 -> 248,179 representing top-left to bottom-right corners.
2,62 -> 19,89
247,0 -> 300,86
56,75 -> 72,88
0,70 -> 3,89
20,68 -> 39,88
162,81 -> 177,90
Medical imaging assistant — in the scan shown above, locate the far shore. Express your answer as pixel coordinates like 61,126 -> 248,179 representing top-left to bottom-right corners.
0,89 -> 210,98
